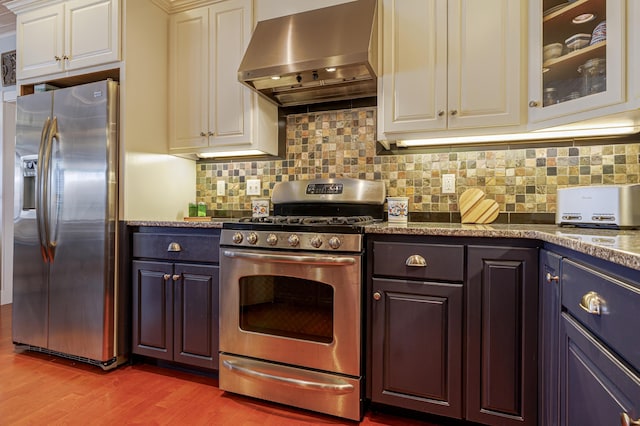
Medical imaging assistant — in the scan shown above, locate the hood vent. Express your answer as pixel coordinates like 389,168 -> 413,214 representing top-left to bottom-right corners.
238,0 -> 378,107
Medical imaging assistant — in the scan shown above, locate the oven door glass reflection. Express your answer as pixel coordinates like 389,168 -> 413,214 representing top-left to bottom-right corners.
239,275 -> 333,344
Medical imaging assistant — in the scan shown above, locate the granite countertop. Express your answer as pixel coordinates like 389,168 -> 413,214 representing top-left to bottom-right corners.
127,220 -> 640,271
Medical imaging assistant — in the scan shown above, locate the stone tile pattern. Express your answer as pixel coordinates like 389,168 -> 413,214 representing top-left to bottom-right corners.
196,106 -> 640,215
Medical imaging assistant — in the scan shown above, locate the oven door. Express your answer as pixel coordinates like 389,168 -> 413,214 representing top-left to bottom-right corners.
219,247 -> 362,377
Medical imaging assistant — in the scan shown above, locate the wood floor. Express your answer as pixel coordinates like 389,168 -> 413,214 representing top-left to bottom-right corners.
0,304 -> 445,426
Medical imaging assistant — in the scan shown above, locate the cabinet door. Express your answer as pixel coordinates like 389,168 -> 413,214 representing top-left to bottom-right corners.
208,0 -> 252,148
132,260 -> 174,361
466,246 -> 538,426
169,7 -> 210,150
381,0 -> 447,133
539,249 -> 562,426
447,0 -> 523,129
528,0 -> 625,125
16,3 -> 65,79
560,314 -> 640,426
371,278 -> 463,418
173,263 -> 220,369
65,0 -> 120,71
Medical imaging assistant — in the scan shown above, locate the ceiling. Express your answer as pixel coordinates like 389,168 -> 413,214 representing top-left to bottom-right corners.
0,0 -> 15,35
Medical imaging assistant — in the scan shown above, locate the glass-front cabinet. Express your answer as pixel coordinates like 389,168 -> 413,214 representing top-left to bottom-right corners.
528,0 -> 625,125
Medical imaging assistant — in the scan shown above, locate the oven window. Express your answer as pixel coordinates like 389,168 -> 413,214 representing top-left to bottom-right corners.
238,275 -> 334,344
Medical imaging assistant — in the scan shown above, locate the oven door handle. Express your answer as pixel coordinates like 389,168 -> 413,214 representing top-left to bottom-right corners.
222,359 -> 355,394
222,250 -> 356,265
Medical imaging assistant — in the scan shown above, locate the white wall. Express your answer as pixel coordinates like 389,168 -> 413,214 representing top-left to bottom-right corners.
0,32 -> 16,305
121,0 -> 195,221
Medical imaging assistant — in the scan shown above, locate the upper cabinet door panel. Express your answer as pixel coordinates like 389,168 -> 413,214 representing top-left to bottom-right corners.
447,0 -> 523,129
169,8 -> 210,150
65,0 -> 120,71
17,4 -> 65,79
210,0 -> 251,142
382,0 -> 447,133
527,0 -> 626,125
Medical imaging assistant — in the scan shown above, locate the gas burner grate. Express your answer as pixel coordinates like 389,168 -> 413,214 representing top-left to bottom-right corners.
238,215 -> 376,226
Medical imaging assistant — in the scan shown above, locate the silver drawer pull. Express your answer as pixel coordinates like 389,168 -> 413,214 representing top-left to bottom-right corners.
621,413 -> 640,426
405,254 -> 427,267
579,291 -> 607,316
167,242 -> 182,252
546,272 -> 559,283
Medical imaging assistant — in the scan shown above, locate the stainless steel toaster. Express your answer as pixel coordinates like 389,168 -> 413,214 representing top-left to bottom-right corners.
556,184 -> 640,229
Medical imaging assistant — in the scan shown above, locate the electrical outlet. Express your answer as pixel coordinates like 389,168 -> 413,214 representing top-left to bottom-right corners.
442,174 -> 456,194
216,180 -> 225,194
247,179 -> 261,195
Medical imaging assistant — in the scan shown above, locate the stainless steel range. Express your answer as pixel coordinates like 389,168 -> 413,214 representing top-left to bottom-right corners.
219,178 -> 385,421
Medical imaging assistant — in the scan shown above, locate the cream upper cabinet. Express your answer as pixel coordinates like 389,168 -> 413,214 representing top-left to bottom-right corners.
14,0 -> 120,80
379,0 -> 525,140
527,0 -> 625,126
169,0 -> 277,157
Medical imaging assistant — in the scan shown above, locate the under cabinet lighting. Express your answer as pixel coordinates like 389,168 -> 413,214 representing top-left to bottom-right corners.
325,67 -> 337,72
271,76 -> 281,80
397,126 -> 638,147
197,150 -> 266,158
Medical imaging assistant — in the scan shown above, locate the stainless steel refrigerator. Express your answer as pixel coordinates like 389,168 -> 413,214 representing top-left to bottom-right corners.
12,80 -> 127,370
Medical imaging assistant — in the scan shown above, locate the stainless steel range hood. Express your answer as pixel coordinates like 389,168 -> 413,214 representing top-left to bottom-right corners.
238,0 -> 378,107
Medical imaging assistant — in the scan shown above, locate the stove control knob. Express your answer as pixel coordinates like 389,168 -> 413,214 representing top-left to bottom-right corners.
288,234 -> 300,247
266,233 -> 278,246
310,236 -> 323,248
247,232 -> 259,245
232,232 -> 243,244
328,236 -> 342,250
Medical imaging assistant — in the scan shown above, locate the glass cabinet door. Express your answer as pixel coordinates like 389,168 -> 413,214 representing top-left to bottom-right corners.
528,0 -> 625,125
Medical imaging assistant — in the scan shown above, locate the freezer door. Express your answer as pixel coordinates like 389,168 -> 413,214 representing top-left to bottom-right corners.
46,81 -> 118,361
13,91 -> 53,348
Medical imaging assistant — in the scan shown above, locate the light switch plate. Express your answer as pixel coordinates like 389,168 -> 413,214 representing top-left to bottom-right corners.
247,179 -> 261,195
216,180 -> 225,194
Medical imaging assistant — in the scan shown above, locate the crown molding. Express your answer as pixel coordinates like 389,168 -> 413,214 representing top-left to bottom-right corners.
5,0 -> 64,14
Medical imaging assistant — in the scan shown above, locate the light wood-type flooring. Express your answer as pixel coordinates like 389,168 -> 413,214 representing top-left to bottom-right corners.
0,304 -> 448,426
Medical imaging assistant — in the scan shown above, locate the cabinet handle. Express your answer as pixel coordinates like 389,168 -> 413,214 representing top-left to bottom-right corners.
579,291 -> 607,316
54,56 -> 62,62
62,55 -> 69,61
172,274 -> 180,281
163,274 -> 171,281
529,100 -> 540,107
437,110 -> 445,117
167,242 -> 182,252
450,109 -> 458,116
373,291 -> 382,301
208,131 -> 214,136
621,413 -> 640,426
546,272 -> 559,283
200,132 -> 207,137
405,254 -> 427,267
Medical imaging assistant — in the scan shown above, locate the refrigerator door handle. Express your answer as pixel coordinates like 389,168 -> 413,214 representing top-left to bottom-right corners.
42,116 -> 58,262
36,117 -> 51,263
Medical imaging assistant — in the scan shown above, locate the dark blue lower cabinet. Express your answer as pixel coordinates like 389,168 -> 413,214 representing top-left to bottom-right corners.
466,245 -> 539,426
560,314 -> 640,426
370,278 -> 463,418
539,249 -> 562,426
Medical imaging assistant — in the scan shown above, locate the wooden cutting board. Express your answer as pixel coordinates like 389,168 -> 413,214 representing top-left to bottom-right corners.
459,189 -> 500,224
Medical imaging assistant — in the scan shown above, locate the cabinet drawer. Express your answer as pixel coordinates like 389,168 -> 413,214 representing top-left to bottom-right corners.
133,233 -> 220,263
562,259 -> 640,370
372,242 -> 464,281
561,314 -> 640,425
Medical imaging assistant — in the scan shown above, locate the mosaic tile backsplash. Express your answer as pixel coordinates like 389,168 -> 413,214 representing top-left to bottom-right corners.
196,106 -> 640,222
